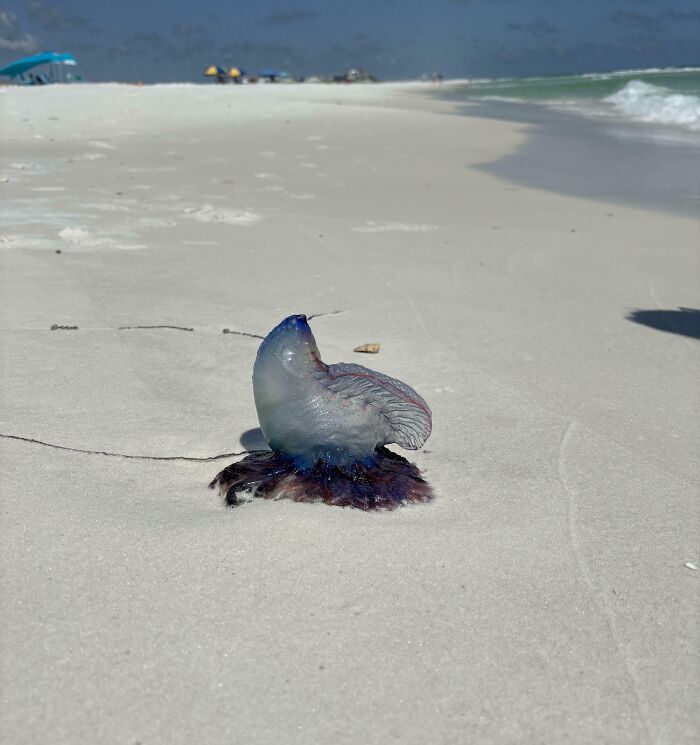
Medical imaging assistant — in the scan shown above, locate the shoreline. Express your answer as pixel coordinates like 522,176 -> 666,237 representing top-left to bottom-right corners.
421,86 -> 700,218
2,82 -> 698,745
6,80 -> 699,219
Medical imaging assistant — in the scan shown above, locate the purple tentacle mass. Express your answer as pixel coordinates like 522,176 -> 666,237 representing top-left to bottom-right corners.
210,314 -> 433,510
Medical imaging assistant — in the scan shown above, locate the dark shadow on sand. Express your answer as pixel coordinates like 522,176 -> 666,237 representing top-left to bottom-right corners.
627,308 -> 700,340
239,427 -> 271,451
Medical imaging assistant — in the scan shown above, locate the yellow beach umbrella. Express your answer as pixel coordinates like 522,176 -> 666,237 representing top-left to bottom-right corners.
229,67 -> 241,78
205,65 -> 218,76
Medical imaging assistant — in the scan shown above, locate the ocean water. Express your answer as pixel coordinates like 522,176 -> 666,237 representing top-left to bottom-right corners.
451,67 -> 700,134
437,67 -> 700,216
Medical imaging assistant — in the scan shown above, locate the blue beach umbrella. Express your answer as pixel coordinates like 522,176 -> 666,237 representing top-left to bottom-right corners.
258,70 -> 289,80
0,51 -> 77,79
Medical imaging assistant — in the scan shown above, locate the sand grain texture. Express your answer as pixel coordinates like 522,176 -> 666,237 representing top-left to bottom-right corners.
1,83 -> 698,745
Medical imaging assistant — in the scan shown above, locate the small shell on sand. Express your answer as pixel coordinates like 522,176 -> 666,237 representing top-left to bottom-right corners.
354,343 -> 380,354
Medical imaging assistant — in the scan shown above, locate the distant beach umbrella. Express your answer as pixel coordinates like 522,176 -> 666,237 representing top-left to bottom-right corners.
0,51 -> 77,79
258,70 -> 289,81
229,67 -> 241,78
205,65 -> 228,83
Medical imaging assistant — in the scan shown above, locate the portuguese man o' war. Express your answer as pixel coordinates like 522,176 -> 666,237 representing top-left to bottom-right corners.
210,314 -> 433,510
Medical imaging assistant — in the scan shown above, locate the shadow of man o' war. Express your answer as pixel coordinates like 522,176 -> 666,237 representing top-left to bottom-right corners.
211,314 -> 433,510
239,427 -> 270,452
627,308 -> 700,340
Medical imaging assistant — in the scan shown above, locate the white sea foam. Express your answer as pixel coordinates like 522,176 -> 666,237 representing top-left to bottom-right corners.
59,227 -> 91,243
460,67 -> 700,136
185,204 -> 262,226
56,226 -> 146,250
88,140 -> 117,150
353,221 -> 438,233
604,81 -> 700,131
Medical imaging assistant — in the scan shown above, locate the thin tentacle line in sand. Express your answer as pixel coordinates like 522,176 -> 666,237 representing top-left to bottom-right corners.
0,433 -> 253,462
558,419 -> 654,744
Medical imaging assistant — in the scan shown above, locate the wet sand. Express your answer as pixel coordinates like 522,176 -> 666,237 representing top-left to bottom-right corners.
445,96 -> 700,218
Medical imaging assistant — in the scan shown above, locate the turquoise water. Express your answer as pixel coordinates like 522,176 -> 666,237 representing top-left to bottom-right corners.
451,67 -> 700,132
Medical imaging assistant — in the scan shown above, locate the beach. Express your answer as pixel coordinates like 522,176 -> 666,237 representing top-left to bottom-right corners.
1,82 -> 698,744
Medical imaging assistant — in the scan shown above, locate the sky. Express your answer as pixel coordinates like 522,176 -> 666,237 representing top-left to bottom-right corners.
0,0 -> 699,82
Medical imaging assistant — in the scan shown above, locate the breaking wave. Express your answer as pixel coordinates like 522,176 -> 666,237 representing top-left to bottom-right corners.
451,67 -> 700,134
604,80 -> 700,131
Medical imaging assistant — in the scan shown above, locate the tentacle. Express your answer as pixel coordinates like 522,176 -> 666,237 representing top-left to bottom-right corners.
209,451 -> 288,506
209,448 -> 433,510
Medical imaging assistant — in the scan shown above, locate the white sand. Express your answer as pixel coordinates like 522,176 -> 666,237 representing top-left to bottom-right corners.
1,82 -> 698,744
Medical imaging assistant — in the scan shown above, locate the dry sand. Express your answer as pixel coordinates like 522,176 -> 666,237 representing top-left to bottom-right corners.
1,82 -> 698,744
